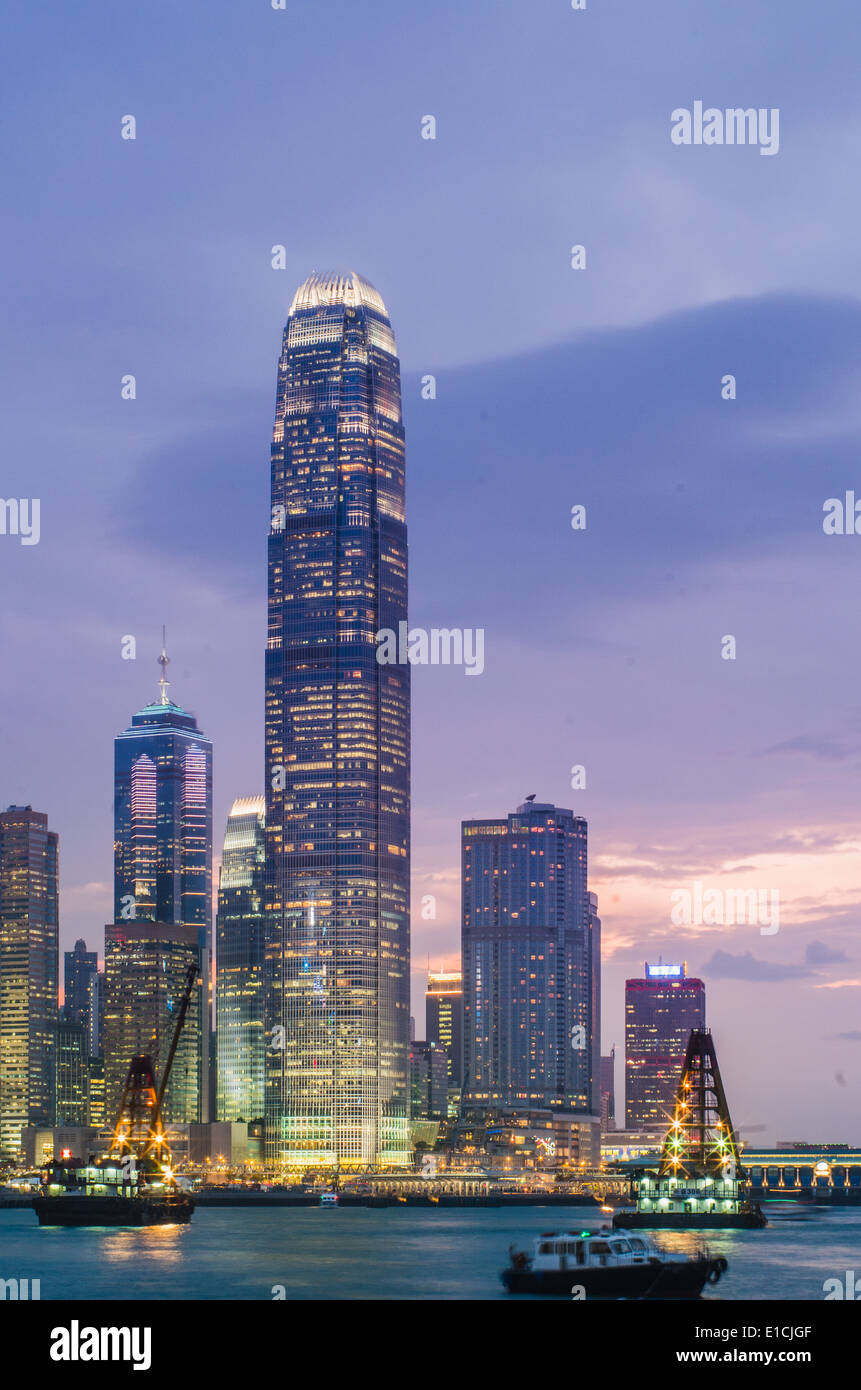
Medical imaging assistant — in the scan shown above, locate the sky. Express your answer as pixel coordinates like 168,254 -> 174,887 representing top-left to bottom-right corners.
2,0 -> 861,1142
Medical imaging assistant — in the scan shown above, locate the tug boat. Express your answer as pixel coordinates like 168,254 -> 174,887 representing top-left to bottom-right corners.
501,1228 -> 728,1299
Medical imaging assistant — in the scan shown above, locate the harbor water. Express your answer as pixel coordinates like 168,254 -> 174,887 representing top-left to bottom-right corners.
1,1203 -> 858,1300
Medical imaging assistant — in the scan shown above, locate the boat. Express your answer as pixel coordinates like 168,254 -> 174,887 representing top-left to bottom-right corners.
617,1201 -> 766,1231
33,1157 -> 194,1227
319,1190 -> 339,1208
621,1028 -> 767,1231
32,963 -> 198,1229
501,1227 -> 728,1299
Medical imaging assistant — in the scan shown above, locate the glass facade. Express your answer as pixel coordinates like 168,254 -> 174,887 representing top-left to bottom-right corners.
216,796 -> 266,1122
56,1020 -> 88,1126
426,970 -> 464,1086
265,271 -> 410,1169
0,806 -> 59,1157
461,801 -> 598,1114
63,938 -> 97,1027
112,658 -> 212,1120
625,963 -> 706,1129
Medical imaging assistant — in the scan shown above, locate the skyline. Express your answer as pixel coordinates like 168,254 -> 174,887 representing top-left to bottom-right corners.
3,0 -> 861,1143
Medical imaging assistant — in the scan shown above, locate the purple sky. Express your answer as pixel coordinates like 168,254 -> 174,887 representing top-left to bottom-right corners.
2,0 -> 861,1141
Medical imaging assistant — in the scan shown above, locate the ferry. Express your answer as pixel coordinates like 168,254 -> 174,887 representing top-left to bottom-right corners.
319,1190 -> 339,1208
501,1228 -> 728,1299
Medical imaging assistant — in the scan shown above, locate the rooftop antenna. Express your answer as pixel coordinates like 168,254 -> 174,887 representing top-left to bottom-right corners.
157,626 -> 171,706
525,793 -> 536,802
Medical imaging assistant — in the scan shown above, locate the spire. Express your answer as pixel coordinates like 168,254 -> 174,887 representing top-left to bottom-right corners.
157,627 -> 170,706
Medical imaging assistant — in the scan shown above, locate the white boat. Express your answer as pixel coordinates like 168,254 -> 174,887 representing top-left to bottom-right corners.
319,1190 -> 339,1208
502,1227 -> 727,1299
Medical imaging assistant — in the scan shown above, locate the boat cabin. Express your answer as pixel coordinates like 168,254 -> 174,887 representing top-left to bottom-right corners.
530,1229 -> 657,1271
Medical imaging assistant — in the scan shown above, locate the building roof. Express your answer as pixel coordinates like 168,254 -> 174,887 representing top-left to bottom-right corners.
288,270 -> 388,318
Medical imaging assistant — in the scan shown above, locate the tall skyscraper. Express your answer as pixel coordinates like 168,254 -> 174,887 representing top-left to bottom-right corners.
461,800 -> 599,1115
426,970 -> 464,1088
216,796 -> 266,1122
104,922 -> 201,1124
625,962 -> 706,1129
112,642 -> 211,1117
265,271 -> 410,1170
0,806 -> 59,1157
63,938 -> 97,1026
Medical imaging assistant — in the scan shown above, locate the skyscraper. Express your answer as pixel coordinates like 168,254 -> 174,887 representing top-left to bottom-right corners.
0,806 -> 59,1157
461,800 -> 599,1115
265,271 -> 410,1170
63,938 -> 97,1027
112,643 -> 212,1116
216,796 -> 266,1122
409,1040 -> 448,1121
56,1021 -> 88,1127
625,962 -> 706,1129
426,970 -> 464,1088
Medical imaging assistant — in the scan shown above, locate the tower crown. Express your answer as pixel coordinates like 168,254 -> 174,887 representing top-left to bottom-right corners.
288,269 -> 388,318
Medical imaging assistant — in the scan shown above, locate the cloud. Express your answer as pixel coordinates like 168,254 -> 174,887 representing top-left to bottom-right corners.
703,950 -> 811,982
760,735 -> 857,762
805,940 -> 850,966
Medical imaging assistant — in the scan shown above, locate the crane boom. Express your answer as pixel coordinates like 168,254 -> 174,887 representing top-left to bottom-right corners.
157,963 -> 199,1111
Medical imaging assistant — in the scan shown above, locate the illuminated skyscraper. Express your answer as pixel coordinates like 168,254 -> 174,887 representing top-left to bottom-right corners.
216,796 -> 266,1122
112,642 -> 211,1117
0,806 -> 59,1157
625,962 -> 706,1129
265,271 -> 410,1169
56,1021 -> 88,1126
461,800 -> 598,1114
426,970 -> 463,1087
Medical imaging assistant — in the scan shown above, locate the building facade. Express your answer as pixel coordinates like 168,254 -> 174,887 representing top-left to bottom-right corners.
410,1040 -> 448,1121
112,646 -> 211,1117
0,806 -> 59,1157
63,938 -> 97,1027
104,922 -> 201,1125
600,1047 -> 616,1131
216,796 -> 266,1122
461,800 -> 599,1116
56,1021 -> 89,1127
625,962 -> 706,1128
426,970 -> 464,1088
264,271 -> 410,1170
